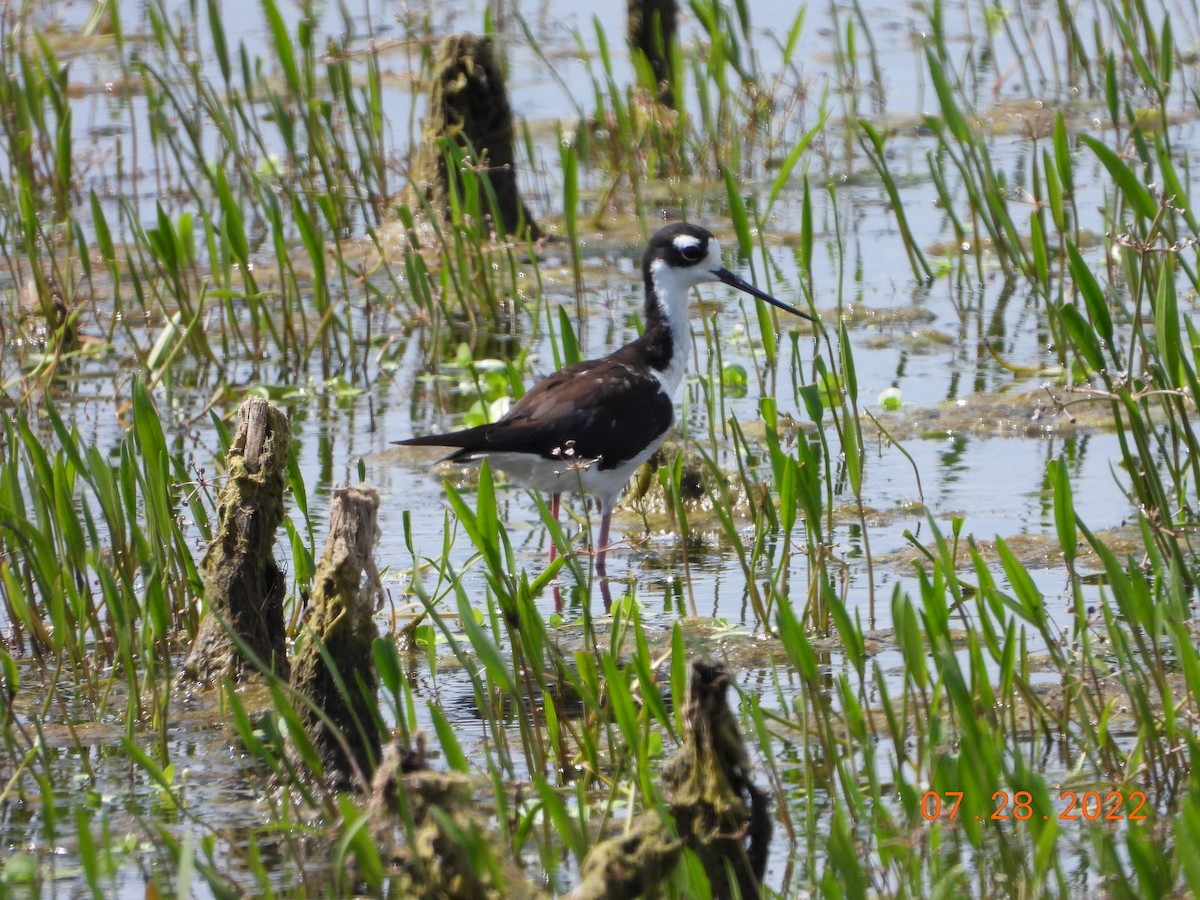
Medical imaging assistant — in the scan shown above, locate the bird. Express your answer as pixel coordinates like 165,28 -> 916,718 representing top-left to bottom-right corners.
395,222 -> 815,608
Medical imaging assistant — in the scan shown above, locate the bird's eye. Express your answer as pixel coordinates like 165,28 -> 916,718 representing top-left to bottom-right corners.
677,242 -> 703,262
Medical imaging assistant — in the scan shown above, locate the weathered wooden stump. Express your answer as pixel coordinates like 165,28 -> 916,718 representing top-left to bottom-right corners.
368,737 -> 548,899
408,33 -> 541,240
565,659 -> 770,899
627,0 -> 679,107
287,485 -> 384,789
364,659 -> 770,897
567,812 -> 682,900
663,660 -> 772,899
181,397 -> 290,686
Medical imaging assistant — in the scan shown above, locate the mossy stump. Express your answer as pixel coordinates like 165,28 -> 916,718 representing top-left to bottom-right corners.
663,660 -> 772,899
567,812 -> 682,900
565,660 -> 770,899
182,397 -> 290,686
288,485 -> 383,790
368,738 -> 548,900
627,0 -> 678,107
408,33 -> 540,240
364,660 -> 769,896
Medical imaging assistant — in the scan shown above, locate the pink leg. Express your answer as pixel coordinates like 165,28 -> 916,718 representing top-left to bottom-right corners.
548,494 -> 561,564
596,507 -> 613,610
550,494 -> 563,612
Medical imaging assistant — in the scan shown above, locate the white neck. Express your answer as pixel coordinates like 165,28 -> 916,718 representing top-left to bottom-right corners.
648,258 -> 696,395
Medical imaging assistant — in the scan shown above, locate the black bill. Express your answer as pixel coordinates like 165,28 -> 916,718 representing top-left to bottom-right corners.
712,267 -> 815,322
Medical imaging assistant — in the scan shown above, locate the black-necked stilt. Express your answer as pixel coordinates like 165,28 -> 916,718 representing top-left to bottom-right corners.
396,222 -> 815,607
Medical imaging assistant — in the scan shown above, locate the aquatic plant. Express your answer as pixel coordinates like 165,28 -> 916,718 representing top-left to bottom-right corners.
1,0 -> 1200,895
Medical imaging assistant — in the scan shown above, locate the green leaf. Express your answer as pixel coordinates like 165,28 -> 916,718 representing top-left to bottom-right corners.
800,177 -> 814,274
670,623 -> 687,734
1056,303 -> 1105,373
721,168 -> 753,257
336,796 -> 384,890
214,166 -> 249,267
0,650 -> 19,699
262,0 -> 300,97
428,700 -> 469,773
534,776 -> 588,860
799,382 -> 824,425
1104,53 -> 1120,127
557,306 -> 581,367
1155,260 -> 1181,388
839,318 -> 857,399
630,604 -> 672,732
373,638 -> 402,697
1066,241 -> 1113,345
1158,17 -> 1174,90
827,594 -> 864,671
455,595 -> 516,696
1049,457 -> 1077,567
147,311 -> 185,372
1030,206 -> 1049,286
996,538 -> 1047,627
925,47 -> 970,143
271,683 -> 324,778
90,190 -> 114,262
1079,133 -> 1157,221
207,0 -> 231,83
121,737 -> 176,798
1043,148 -> 1066,234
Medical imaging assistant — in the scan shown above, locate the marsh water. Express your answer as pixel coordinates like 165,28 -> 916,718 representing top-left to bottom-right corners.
37,1 -> 1138,598
2,0 -> 1192,895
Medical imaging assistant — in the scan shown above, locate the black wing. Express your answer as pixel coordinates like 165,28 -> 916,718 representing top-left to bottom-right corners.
398,354 -> 674,471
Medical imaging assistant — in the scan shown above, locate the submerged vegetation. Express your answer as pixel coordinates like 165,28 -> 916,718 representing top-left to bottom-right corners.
1,0 -> 1200,895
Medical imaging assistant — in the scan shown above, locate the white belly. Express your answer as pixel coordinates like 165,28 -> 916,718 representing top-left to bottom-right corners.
462,427 -> 670,512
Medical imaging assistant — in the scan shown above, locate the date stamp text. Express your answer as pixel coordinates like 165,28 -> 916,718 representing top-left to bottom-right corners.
921,790 -> 1148,822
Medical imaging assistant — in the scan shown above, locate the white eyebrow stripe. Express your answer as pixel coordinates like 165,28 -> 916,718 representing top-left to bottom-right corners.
672,234 -> 702,251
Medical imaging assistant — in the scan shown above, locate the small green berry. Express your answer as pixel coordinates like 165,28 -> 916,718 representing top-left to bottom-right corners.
879,387 -> 903,411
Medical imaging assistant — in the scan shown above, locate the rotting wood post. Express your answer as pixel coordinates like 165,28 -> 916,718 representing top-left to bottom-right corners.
627,0 -> 678,107
663,659 -> 772,899
565,659 -> 771,899
566,812 -> 682,900
181,397 -> 291,686
367,737 -> 549,899
288,485 -> 384,790
408,33 -> 541,240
